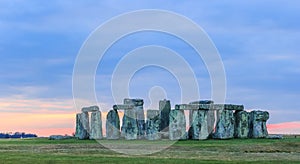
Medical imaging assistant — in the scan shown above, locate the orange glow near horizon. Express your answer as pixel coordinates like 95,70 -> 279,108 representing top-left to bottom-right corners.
1,111 -> 299,137
0,112 -> 75,136
0,97 -> 300,137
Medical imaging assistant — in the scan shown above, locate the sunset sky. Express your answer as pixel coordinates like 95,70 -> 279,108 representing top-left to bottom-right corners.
0,1 -> 299,136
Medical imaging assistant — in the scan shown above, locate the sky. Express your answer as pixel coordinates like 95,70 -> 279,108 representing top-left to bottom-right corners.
0,1 -> 299,136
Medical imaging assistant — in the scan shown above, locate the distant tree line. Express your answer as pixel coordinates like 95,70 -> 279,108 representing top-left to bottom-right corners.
0,132 -> 37,138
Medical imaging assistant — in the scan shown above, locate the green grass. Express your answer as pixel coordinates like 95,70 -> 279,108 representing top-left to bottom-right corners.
0,137 -> 299,163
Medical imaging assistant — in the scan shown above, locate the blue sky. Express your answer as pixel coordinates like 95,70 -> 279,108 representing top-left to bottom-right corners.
0,0 -> 300,125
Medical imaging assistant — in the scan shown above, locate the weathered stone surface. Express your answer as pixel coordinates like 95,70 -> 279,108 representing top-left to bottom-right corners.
124,98 -> 144,106
113,104 -> 134,110
267,134 -> 283,139
75,113 -> 89,139
124,98 -> 145,139
175,104 -> 215,110
82,105 -> 99,113
49,135 -> 72,140
146,110 -> 161,140
136,105 -> 145,139
213,110 -> 235,139
75,113 -> 82,137
207,109 -> 215,135
121,109 -> 138,140
175,102 -> 244,111
213,104 -> 244,111
118,98 -> 145,139
169,109 -> 186,140
189,100 -> 214,104
159,99 -> 171,132
188,100 -> 215,135
249,110 -> 269,138
234,110 -> 249,138
106,109 -> 120,139
224,104 -> 244,111
90,111 -> 102,139
81,111 -> 89,133
189,110 -> 209,140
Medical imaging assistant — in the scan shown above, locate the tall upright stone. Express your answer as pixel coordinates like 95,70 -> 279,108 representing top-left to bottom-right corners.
146,110 -> 161,140
213,109 -> 235,139
90,111 -> 102,139
106,109 -> 120,139
121,109 -> 138,140
75,113 -> 81,137
207,109 -> 215,135
169,109 -> 186,140
189,100 -> 214,135
81,112 -> 90,139
249,110 -> 269,138
189,109 -> 209,140
136,100 -> 145,139
124,98 -> 145,139
159,99 -> 171,132
234,110 -> 250,138
75,113 -> 89,139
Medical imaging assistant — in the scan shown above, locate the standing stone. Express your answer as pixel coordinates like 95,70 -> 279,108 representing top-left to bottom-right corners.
75,113 -> 81,137
169,109 -> 187,140
135,100 -> 145,139
75,113 -> 89,139
90,111 -> 102,139
207,109 -> 215,135
106,109 -> 120,139
146,110 -> 161,140
124,98 -> 145,139
189,110 -> 209,140
234,110 -> 250,138
189,100 -> 214,135
81,112 -> 90,139
249,110 -> 269,138
121,109 -> 138,140
159,99 -> 171,132
213,110 -> 235,139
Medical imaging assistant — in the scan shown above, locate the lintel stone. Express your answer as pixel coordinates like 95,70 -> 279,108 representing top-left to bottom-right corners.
189,100 -> 214,104
123,98 -> 144,106
113,104 -> 134,110
82,106 -> 99,112
175,104 -> 211,110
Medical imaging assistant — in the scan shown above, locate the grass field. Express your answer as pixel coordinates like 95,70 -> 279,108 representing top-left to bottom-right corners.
0,136 -> 299,163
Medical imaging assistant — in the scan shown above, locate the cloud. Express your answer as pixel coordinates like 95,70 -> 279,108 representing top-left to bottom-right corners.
0,96 -> 74,113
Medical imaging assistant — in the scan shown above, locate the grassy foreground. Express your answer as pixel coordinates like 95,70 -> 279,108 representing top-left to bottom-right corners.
0,136 -> 299,163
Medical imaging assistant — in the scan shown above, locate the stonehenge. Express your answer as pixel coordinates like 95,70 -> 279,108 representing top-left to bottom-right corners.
75,106 -> 102,139
75,98 -> 270,140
